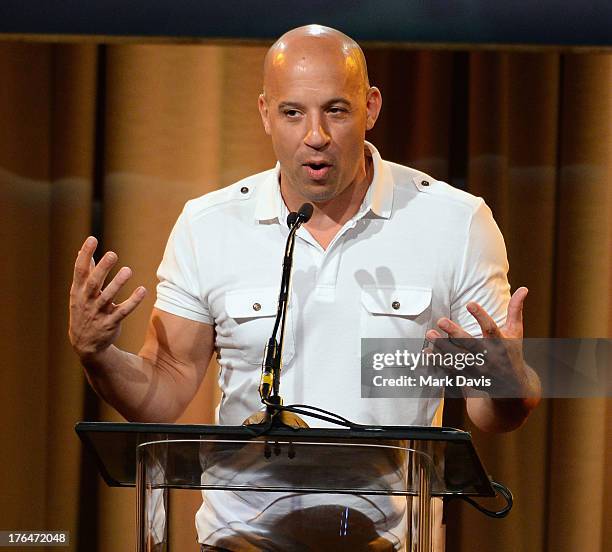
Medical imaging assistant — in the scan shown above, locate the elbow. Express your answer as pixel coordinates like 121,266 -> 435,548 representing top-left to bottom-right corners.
120,401 -> 186,424
467,395 -> 540,433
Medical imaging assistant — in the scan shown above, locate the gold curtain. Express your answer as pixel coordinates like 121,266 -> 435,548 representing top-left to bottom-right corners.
0,41 -> 610,551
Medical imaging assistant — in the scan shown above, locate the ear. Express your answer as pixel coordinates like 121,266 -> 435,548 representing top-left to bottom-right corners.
258,93 -> 272,135
365,87 -> 382,131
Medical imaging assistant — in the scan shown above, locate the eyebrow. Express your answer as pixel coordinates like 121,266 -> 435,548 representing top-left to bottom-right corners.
323,98 -> 352,108
277,98 -> 353,111
277,101 -> 304,111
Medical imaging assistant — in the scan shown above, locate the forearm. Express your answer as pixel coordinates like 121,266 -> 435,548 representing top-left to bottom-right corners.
466,362 -> 541,432
80,345 -> 185,423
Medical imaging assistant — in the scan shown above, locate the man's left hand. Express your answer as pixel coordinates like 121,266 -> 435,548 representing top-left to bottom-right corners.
425,287 -> 541,431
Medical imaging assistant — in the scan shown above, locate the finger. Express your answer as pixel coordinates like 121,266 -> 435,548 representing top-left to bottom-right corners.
430,336 -> 469,356
504,287 -> 528,334
96,266 -> 133,308
73,236 -> 98,287
465,303 -> 502,338
427,331 -> 485,356
436,317 -> 472,338
432,319 -> 485,355
85,251 -> 118,298
422,340 -> 486,381
108,287 -> 147,323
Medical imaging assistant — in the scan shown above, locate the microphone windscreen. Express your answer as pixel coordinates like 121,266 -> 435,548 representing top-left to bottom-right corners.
297,203 -> 314,223
286,212 -> 298,227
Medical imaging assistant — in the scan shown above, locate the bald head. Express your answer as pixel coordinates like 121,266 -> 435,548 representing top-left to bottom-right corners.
263,25 -> 370,98
257,25 -> 382,208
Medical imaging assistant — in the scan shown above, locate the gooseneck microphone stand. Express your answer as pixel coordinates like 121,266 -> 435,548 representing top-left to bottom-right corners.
243,203 -> 314,429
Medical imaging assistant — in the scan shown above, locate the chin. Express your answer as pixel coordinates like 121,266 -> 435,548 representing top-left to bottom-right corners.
302,189 -> 337,204
299,181 -> 338,201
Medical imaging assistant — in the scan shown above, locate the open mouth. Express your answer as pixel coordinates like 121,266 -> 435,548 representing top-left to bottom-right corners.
303,162 -> 332,180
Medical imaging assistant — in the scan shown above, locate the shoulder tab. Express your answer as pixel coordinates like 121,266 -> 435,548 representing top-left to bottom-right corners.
410,173 -> 482,209
235,182 -> 254,199
412,175 -> 435,192
185,171 -> 269,215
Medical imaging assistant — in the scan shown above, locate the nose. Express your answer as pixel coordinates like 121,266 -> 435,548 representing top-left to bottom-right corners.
303,114 -> 331,149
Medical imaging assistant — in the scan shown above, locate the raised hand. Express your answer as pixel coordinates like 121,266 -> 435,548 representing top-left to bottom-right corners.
424,287 -> 540,431
68,236 -> 147,360
425,287 -> 532,398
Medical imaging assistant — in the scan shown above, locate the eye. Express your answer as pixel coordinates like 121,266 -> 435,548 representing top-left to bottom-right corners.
283,109 -> 302,119
328,106 -> 348,116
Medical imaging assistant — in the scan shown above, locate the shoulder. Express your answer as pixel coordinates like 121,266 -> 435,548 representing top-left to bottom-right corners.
181,168 -> 275,223
384,160 -> 484,213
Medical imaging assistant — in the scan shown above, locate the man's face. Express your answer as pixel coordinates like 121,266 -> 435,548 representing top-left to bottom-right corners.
259,46 -> 381,205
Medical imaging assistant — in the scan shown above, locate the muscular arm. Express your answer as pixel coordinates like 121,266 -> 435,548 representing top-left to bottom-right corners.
81,309 -> 215,422
70,237 -> 215,422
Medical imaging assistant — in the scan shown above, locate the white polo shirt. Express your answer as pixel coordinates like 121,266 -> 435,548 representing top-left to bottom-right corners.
155,141 -> 510,547
155,141 -> 510,428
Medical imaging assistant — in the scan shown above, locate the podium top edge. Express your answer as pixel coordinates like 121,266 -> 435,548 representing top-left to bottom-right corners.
75,421 -> 471,442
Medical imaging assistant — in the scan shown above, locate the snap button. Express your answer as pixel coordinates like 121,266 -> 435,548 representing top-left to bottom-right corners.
421,180 -> 429,187
392,301 -> 401,310
241,186 -> 249,194
252,302 -> 261,311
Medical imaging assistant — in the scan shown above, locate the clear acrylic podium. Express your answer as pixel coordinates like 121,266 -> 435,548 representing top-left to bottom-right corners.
76,422 -> 496,551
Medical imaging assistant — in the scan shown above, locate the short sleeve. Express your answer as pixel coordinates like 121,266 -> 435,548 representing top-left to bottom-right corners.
451,199 -> 511,336
154,208 -> 213,325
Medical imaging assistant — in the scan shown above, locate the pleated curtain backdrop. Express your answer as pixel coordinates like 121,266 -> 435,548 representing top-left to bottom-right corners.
0,41 -> 610,551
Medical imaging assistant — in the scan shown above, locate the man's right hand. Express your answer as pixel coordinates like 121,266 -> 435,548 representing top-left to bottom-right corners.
69,236 -> 147,361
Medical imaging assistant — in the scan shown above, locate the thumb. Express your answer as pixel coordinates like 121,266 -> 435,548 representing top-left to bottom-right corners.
504,286 -> 528,334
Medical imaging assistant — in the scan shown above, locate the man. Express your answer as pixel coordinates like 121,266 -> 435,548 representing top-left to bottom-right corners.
70,25 -> 540,549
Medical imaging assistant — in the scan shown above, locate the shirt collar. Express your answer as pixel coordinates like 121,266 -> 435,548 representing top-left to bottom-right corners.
254,141 -> 393,224
254,164 -> 285,223
362,141 -> 393,219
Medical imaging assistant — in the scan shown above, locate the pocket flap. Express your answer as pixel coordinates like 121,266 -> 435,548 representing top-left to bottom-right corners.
225,287 -> 279,319
361,286 -> 432,316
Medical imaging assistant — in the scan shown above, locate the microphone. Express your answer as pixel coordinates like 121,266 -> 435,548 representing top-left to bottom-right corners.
246,202 -> 314,429
257,203 -> 314,403
258,337 -> 277,401
287,203 -> 314,227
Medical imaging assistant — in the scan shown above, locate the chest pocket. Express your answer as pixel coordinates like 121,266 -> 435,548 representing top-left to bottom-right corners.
225,287 -> 295,365
361,286 -> 432,339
